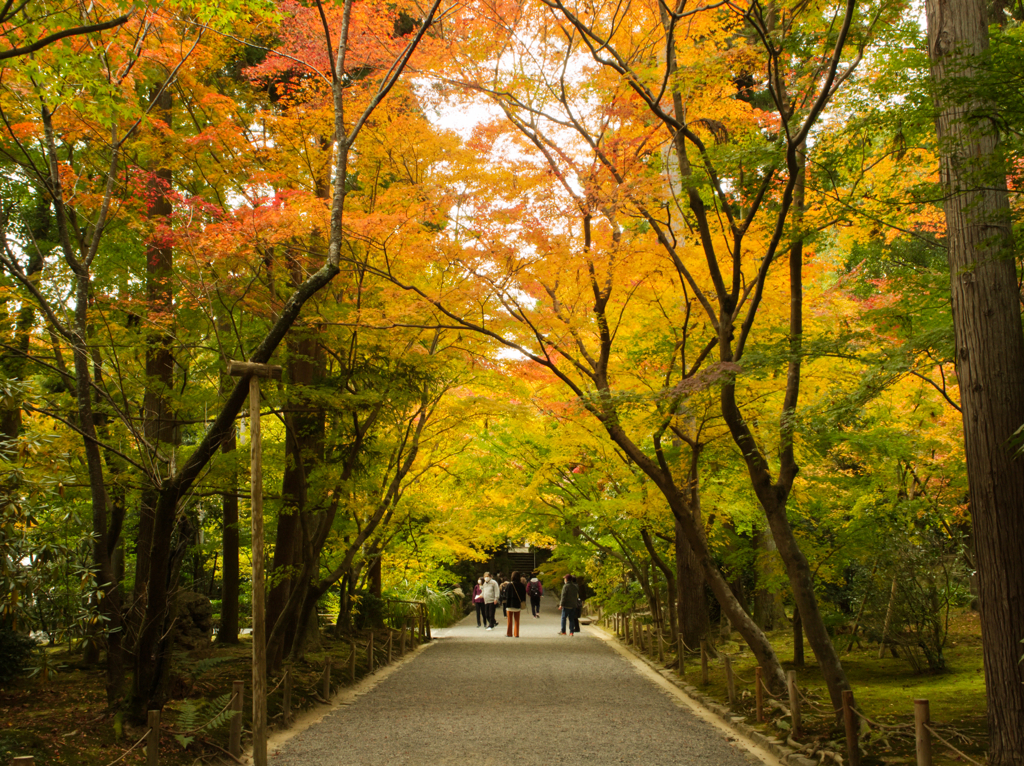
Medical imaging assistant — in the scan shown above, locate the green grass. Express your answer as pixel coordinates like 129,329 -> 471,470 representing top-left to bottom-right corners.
621,610 -> 988,766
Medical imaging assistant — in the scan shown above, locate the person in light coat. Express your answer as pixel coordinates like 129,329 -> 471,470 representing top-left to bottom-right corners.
481,572 -> 500,629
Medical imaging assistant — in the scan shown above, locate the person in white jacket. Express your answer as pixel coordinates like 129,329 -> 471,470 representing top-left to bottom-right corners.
481,572 -> 500,630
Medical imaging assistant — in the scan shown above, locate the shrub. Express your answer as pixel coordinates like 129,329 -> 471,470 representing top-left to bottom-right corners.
0,625 -> 36,685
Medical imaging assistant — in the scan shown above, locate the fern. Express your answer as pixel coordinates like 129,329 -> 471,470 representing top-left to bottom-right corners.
202,693 -> 237,732
169,692 -> 239,750
172,699 -> 202,749
171,651 -> 233,682
188,655 -> 232,679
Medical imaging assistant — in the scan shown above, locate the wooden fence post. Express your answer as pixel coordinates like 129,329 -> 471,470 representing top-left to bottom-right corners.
387,631 -> 393,664
282,669 -> 292,726
787,670 -> 800,734
915,699 -> 932,766
677,637 -> 685,677
700,640 -> 709,686
657,629 -> 664,662
147,710 -> 160,766
724,655 -> 736,704
400,623 -> 407,655
755,667 -> 764,723
842,689 -> 861,766
229,680 -> 243,759
368,632 -> 375,671
349,641 -> 357,684
322,658 -> 331,699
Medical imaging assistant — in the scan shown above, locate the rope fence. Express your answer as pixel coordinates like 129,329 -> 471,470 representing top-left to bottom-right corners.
14,620 -> 431,766
602,611 -> 988,766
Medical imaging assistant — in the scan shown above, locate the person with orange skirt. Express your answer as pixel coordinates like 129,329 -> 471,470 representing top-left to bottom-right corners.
505,571 -> 528,637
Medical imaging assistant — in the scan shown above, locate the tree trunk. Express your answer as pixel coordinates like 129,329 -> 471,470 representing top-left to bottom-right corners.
793,604 -> 804,668
674,515 -> 708,649
717,143 -> 852,716
0,240 -> 42,444
641,528 -> 678,640
605,424 -> 787,691
131,86 -> 177,649
752,525 -> 784,630
129,256 -> 341,720
217,426 -> 240,645
927,0 -> 1024,759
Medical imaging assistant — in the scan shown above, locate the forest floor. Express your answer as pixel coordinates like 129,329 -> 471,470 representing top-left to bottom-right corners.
666,609 -> 987,766
0,627 -> 399,766
0,610 -> 988,766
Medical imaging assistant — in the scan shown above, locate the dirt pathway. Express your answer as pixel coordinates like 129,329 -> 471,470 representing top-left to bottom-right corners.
267,608 -> 780,765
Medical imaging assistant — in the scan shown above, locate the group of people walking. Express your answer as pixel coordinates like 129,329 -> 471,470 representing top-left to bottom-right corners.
471,571 -> 583,637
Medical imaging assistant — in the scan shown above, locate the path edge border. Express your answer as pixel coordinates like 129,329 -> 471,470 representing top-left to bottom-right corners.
261,640 -> 439,762
591,624 -> 818,766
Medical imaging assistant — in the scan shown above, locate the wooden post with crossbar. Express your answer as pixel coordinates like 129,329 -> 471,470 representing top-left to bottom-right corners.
228,360 -> 281,766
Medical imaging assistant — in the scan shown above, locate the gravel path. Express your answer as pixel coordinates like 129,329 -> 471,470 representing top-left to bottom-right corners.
268,608 -> 771,766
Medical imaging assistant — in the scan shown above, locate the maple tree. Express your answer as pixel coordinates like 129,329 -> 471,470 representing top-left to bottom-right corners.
0,0 -> 1018,758
363,0 -> 918,710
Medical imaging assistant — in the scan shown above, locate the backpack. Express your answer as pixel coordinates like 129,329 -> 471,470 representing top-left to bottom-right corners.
527,580 -> 540,596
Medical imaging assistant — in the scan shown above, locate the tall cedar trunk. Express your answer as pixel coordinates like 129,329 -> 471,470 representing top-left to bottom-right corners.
268,125 -> 332,666
268,329 -> 323,671
0,243 -> 43,444
217,426 -> 240,644
793,605 -> 804,667
368,551 -> 382,598
268,331 -> 322,670
41,104 -> 128,703
752,525 -> 784,630
641,528 -> 678,640
72,278 -> 124,703
926,0 -> 1024,759
131,87 -> 177,646
675,514 -> 708,648
129,255 -> 341,719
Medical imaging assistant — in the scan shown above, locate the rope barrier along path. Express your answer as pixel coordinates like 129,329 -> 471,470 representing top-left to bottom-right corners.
267,674 -> 286,697
924,723 -> 987,766
101,729 -> 150,766
849,705 -> 915,732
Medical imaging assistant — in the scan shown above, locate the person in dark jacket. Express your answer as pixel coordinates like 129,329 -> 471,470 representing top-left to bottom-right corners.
472,577 -> 486,627
558,574 -> 581,635
498,574 -> 509,617
527,575 -> 543,617
505,571 -> 528,637
569,575 -> 583,633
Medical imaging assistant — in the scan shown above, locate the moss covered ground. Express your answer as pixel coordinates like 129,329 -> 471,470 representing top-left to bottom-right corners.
0,628 -> 410,766
636,609 -> 988,765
